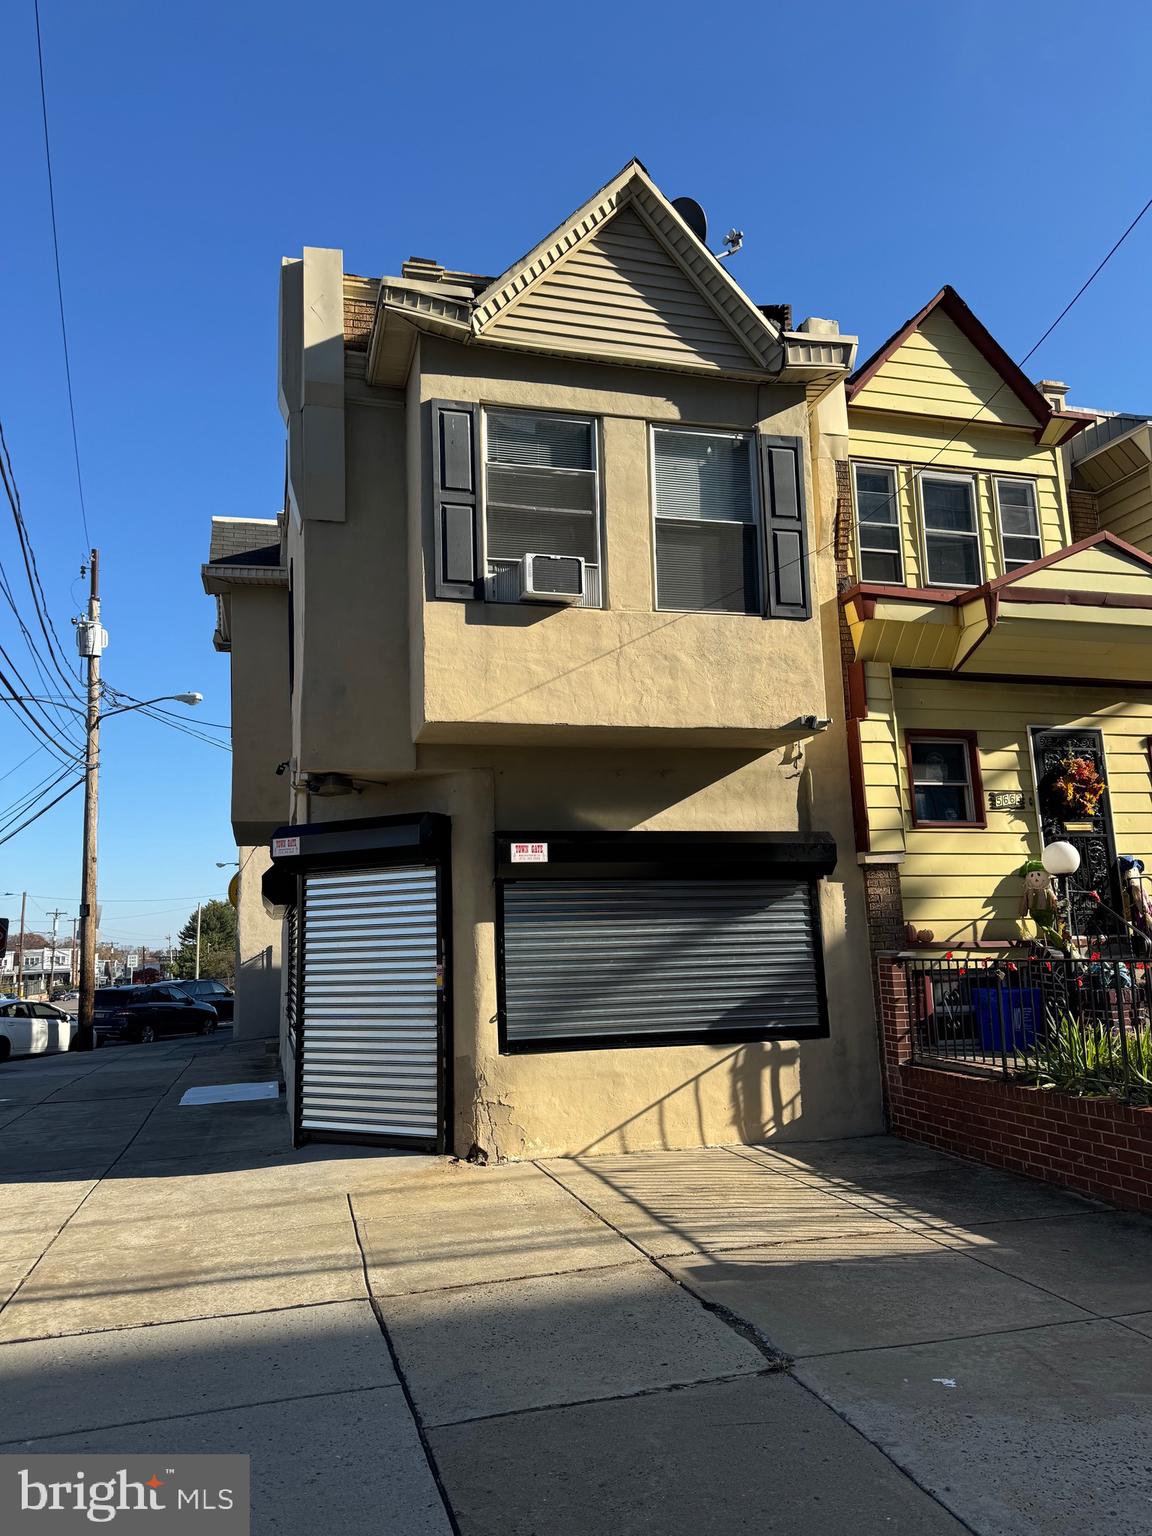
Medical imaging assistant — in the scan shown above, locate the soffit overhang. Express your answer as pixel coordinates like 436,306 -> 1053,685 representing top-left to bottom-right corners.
1073,421 -> 1152,493
841,532 -> 1152,681
201,562 -> 288,597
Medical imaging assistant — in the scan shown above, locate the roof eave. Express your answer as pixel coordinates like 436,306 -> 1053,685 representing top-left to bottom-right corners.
847,285 -> 1057,431
201,562 -> 288,596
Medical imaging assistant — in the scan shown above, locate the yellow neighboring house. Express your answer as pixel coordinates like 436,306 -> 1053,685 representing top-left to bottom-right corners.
838,285 -> 1152,949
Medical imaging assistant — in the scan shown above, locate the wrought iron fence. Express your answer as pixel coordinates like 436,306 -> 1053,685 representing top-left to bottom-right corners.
903,946 -> 1152,1102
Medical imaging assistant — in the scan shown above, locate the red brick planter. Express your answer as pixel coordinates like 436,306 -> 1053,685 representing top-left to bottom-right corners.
877,955 -> 1152,1213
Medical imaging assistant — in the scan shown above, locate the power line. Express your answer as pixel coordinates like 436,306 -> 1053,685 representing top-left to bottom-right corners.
0,763 -> 80,833
0,744 -> 49,784
0,655 -> 82,766
803,190 -> 1152,578
145,703 -> 231,731
135,705 -> 231,751
0,554 -> 84,743
100,686 -> 231,752
0,420 -> 85,699
32,0 -> 91,554
0,775 -> 83,849
0,628 -> 82,754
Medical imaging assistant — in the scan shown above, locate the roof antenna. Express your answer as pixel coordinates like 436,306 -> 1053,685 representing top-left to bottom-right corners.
716,228 -> 744,261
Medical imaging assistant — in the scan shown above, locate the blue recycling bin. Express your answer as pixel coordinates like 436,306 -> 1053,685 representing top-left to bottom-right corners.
971,984 -> 1042,1053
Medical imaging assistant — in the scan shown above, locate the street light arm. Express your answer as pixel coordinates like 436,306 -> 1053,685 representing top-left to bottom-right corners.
100,694 -> 202,720
7,693 -> 202,721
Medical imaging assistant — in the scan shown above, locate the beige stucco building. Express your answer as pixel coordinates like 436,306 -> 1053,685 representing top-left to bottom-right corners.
203,161 -> 884,1157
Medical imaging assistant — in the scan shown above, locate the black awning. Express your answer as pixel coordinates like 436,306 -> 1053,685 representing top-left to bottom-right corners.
261,812 -> 451,914
494,829 -> 837,882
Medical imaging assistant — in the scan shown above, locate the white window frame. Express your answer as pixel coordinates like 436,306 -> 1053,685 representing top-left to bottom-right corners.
480,406 -> 604,608
906,734 -> 980,828
649,424 -> 763,615
851,461 -> 905,586
993,476 -> 1043,574
917,471 -> 983,589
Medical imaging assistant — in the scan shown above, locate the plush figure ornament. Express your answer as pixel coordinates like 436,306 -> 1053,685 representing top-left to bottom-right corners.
1016,858 -> 1063,944
1120,855 -> 1152,946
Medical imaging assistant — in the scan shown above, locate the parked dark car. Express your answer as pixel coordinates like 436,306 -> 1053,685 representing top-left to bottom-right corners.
166,978 -> 235,1021
93,985 -> 219,1044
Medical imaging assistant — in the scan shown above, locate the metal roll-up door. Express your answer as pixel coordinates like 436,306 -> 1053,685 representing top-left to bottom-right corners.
502,878 -> 824,1045
285,906 -> 298,1056
300,866 -> 440,1143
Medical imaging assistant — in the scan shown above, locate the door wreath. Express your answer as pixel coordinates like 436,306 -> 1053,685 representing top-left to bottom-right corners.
1043,753 -> 1107,820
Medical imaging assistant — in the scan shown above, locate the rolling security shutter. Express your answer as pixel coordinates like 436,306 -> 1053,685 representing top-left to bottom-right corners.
285,906 -> 299,1055
502,878 -> 824,1044
432,399 -> 479,599
759,435 -> 811,620
300,866 -> 439,1142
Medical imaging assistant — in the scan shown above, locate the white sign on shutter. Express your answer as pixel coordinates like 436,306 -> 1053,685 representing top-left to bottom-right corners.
511,841 -> 548,863
273,835 -> 301,858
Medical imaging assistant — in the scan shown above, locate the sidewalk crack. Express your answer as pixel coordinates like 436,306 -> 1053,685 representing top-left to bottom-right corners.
348,1193 -> 463,1536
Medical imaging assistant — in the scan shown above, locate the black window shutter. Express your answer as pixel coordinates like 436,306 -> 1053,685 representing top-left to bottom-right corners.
432,400 -> 479,599
759,435 -> 811,620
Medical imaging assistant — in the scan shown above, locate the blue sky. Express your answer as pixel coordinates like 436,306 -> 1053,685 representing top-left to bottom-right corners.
2,0 -> 1150,946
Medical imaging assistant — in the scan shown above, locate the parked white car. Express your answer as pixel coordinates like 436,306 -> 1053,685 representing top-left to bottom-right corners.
0,1000 -> 76,1061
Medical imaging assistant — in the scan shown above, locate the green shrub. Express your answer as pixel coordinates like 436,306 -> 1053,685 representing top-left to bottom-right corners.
1016,1010 -> 1152,1100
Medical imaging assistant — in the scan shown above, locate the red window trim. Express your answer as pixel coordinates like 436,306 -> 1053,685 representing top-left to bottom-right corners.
904,729 -> 986,830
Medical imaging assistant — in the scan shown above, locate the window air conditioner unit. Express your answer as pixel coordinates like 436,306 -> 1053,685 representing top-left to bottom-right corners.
518,553 -> 585,604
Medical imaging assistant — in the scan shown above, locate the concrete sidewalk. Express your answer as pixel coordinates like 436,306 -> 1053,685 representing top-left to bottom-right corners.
2,1040 -> 1151,1533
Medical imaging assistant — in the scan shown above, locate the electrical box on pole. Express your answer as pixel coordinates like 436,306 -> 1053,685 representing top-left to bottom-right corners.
75,621 -> 108,657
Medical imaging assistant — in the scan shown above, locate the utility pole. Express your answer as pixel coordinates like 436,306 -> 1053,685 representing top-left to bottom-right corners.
16,891 -> 26,1000
70,917 -> 78,987
46,908 -> 67,996
75,549 -> 105,1050
195,902 -> 202,980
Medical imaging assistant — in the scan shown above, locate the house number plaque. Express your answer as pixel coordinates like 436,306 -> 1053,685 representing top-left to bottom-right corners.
988,791 -> 1026,811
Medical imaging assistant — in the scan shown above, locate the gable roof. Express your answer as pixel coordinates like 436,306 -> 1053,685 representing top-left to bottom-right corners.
471,160 -> 784,374
986,529 -> 1152,592
847,286 -> 1093,443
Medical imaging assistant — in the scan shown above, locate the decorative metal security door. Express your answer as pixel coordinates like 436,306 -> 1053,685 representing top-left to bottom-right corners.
1029,728 -> 1121,938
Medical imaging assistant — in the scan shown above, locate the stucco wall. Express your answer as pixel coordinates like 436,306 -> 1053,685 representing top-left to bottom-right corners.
301,729 -> 881,1159
296,388 -> 414,776
414,339 -> 826,745
269,306 -> 881,1156
228,588 -> 292,843
233,844 -> 282,1040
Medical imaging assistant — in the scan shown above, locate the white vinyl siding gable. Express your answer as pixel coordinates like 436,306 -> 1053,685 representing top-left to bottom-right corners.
483,206 -> 760,375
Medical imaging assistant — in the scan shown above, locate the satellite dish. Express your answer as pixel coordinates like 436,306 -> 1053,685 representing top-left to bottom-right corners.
671,196 -> 708,245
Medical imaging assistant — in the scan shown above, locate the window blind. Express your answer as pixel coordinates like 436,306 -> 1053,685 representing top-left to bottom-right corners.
653,429 -> 759,612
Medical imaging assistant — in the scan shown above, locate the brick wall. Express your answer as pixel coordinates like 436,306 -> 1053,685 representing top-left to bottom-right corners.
877,955 -> 1152,1213
834,460 -> 856,709
863,865 -> 905,952
1068,488 -> 1099,544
